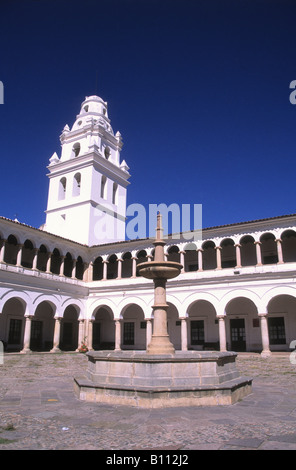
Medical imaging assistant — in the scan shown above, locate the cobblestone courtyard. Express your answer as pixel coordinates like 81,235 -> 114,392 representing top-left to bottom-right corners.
0,352 -> 295,450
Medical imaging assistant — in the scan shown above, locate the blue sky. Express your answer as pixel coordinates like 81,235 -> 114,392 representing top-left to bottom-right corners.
0,0 -> 296,235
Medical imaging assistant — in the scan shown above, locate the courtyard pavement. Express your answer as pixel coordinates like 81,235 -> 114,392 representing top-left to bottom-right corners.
0,352 -> 295,451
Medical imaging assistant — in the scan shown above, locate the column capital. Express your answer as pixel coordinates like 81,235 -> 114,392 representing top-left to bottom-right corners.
254,240 -> 261,245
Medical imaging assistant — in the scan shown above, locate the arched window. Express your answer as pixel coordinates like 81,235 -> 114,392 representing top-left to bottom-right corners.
71,142 -> 81,158
260,233 -> 278,264
100,175 -> 107,199
4,235 -> 18,264
73,173 -> 81,197
112,182 -> 118,205
58,177 -> 67,200
104,146 -> 111,159
220,238 -> 236,268
281,230 -> 296,262
21,239 -> 34,268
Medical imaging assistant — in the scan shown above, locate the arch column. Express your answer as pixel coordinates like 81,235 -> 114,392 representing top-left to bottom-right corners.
235,243 -> 242,268
181,317 -> 188,351
87,319 -> 94,350
180,251 -> 185,273
50,317 -> 61,352
255,241 -> 262,266
218,315 -> 227,351
20,316 -> 33,354
102,260 -> 108,280
86,262 -> 93,282
146,318 -> 152,349
16,244 -> 23,267
259,313 -> 271,357
71,259 -> 77,279
116,258 -> 123,279
131,257 -> 137,278
197,248 -> 203,271
276,238 -> 284,264
59,256 -> 65,276
0,239 -> 6,263
215,246 -> 222,270
76,319 -> 85,351
32,248 -> 39,271
46,252 -> 52,274
114,319 -> 122,351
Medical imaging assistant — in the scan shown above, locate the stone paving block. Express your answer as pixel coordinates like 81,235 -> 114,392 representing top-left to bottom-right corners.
222,437 -> 264,448
259,440 -> 296,450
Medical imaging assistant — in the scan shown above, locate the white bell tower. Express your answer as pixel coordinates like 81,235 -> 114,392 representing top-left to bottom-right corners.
44,95 -> 130,246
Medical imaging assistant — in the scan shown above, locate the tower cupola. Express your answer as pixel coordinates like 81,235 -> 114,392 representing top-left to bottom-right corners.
44,95 -> 130,246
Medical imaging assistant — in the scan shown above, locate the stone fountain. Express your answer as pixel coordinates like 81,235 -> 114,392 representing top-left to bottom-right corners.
74,214 -> 252,407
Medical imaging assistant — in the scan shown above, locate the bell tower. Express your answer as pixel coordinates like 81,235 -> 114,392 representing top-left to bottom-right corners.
43,95 -> 130,245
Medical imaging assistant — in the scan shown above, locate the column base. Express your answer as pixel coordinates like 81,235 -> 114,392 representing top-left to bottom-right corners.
50,347 -> 61,353
20,348 -> 32,354
146,334 -> 175,355
261,349 -> 272,358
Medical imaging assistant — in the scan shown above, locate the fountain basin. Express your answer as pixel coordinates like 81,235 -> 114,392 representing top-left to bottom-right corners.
137,261 -> 182,280
74,350 -> 252,408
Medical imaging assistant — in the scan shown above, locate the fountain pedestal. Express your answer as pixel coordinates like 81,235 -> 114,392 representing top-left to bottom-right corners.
74,213 -> 252,407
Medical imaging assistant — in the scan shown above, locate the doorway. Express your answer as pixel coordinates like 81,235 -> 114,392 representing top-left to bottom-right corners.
230,318 -> 246,351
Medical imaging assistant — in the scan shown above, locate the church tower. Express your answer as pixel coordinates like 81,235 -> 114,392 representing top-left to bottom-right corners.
43,95 -> 130,246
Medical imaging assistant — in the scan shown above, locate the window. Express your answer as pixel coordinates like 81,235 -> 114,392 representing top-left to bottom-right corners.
190,320 -> 204,345
58,177 -> 66,200
104,146 -> 111,159
112,182 -> 118,205
123,322 -> 134,345
100,175 -> 107,199
8,319 -> 22,344
73,173 -> 81,197
72,142 -> 81,158
268,317 -> 286,345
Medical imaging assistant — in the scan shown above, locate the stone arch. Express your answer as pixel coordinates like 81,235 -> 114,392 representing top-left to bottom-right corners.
93,256 -> 103,280
183,243 -> 198,272
107,254 -> 117,279
221,289 -> 262,315
224,296 -> 260,352
183,292 -> 221,318
92,305 -> 115,350
37,244 -> 49,272
21,239 -> 35,269
31,300 -> 57,351
4,234 -> 19,264
260,232 -> 278,265
166,245 -> 180,262
281,229 -> 296,262
0,290 -> 31,314
186,299 -> 219,350
120,302 -> 146,350
201,240 -> 216,270
0,295 -> 29,351
121,251 -> 132,278
220,238 -> 236,268
239,235 -> 256,266
60,304 -> 79,351
266,293 -> 296,350
89,298 -> 117,320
